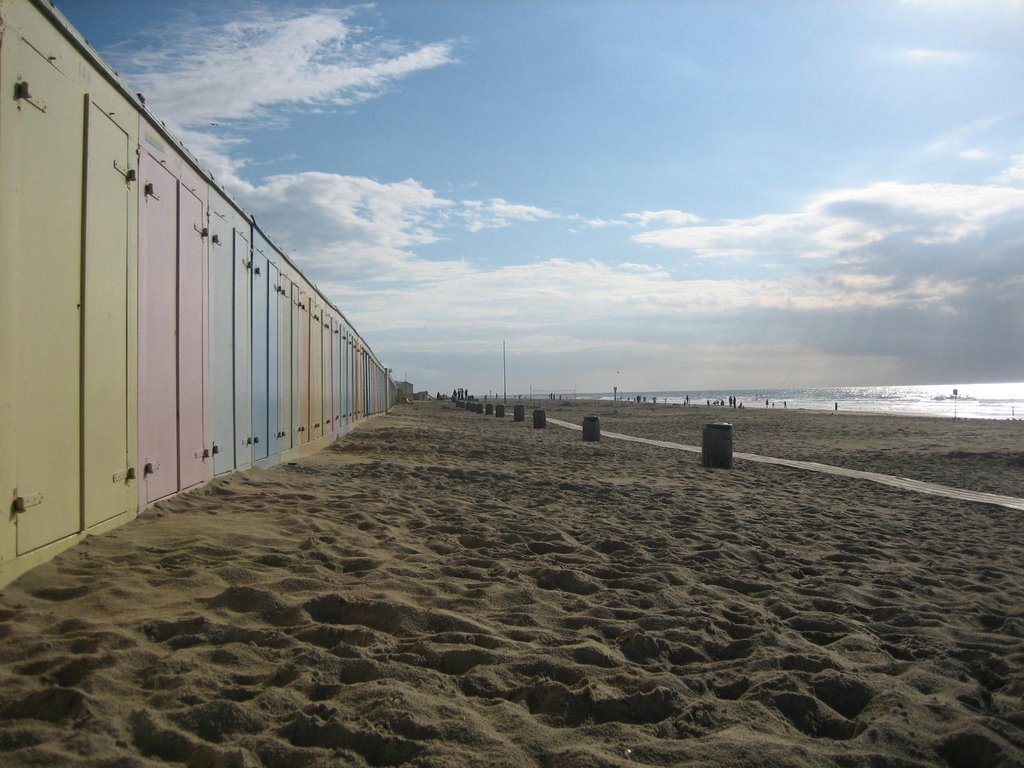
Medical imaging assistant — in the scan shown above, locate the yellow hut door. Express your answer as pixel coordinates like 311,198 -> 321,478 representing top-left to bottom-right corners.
4,36 -> 84,555
82,101 -> 135,528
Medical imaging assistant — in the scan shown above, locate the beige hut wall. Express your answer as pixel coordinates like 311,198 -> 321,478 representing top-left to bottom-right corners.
1,0 -> 141,586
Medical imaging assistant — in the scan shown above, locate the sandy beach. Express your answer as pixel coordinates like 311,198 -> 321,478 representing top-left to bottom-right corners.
1,400 -> 1022,767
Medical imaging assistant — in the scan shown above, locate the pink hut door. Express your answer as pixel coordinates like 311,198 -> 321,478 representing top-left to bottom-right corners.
177,185 -> 208,490
137,153 -> 179,505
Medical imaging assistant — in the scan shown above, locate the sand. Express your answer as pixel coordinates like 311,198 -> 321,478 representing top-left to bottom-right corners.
1,400 -> 1022,767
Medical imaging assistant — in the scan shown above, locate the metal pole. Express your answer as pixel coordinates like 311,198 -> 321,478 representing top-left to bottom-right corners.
503,341 -> 507,405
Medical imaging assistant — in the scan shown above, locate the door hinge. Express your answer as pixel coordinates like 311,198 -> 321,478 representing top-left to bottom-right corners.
112,468 -> 136,483
112,161 -> 136,183
13,492 -> 44,512
14,81 -> 46,112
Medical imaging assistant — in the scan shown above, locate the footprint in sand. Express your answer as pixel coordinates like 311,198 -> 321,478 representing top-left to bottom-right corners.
810,673 -> 874,720
769,691 -> 863,740
532,568 -> 600,596
939,729 -> 1014,768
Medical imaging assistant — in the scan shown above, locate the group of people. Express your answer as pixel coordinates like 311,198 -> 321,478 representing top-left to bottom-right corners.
705,396 -> 745,408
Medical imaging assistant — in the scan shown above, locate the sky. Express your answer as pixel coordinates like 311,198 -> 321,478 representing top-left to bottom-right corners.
56,0 -> 1024,395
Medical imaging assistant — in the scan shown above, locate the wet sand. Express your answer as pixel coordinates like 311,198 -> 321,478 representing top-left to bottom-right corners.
1,400 -> 1022,767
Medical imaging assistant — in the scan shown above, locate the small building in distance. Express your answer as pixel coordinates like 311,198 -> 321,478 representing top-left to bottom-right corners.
396,381 -> 414,402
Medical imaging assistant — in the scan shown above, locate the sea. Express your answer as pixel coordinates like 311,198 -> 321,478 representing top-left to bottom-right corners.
587,382 -> 1024,421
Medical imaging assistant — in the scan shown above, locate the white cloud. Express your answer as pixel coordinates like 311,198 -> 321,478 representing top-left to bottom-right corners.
233,173 -> 571,286
113,8 -> 456,186
459,198 -> 562,232
125,9 -> 455,127
633,181 -> 1024,258
239,171 -> 458,278
623,209 -> 703,227
997,153 -> 1024,183
334,256 -> 970,339
583,218 -> 630,228
583,209 -> 702,229
959,148 -> 991,160
922,116 -> 1006,157
897,48 -> 968,64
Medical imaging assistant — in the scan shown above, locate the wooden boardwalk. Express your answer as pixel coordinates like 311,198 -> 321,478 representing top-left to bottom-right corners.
548,418 -> 1024,512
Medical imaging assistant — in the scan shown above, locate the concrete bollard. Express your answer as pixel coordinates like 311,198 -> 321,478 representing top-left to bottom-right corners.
495,404 -> 505,417
582,415 -> 601,441
702,422 -> 733,468
513,404 -> 525,422
533,408 -> 546,429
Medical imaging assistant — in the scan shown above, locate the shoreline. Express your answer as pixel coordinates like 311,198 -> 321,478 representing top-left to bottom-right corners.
485,395 -> 1021,422
1,401 -> 1021,766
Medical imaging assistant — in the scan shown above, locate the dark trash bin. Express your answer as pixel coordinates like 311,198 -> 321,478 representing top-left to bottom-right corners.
582,416 -> 601,442
485,404 -> 494,415
495,404 -> 505,417
702,422 -> 733,468
533,409 -> 546,429
514,405 -> 525,422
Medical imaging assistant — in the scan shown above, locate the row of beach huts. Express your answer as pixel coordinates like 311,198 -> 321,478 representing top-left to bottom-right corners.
0,0 -> 396,587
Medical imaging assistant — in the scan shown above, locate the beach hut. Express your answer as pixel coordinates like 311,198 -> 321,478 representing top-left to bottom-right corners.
0,0 -> 140,581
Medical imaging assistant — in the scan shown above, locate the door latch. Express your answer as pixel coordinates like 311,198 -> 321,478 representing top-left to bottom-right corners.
13,493 -> 44,512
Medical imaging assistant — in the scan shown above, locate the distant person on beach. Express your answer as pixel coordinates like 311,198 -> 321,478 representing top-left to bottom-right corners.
835,402 -> 839,411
